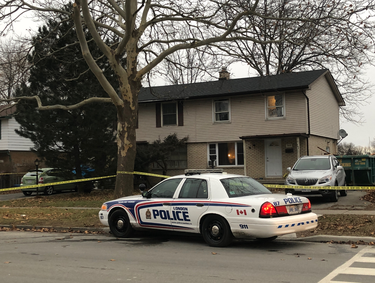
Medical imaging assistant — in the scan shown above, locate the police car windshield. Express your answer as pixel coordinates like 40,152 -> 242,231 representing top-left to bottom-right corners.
220,177 -> 271,198
293,158 -> 331,171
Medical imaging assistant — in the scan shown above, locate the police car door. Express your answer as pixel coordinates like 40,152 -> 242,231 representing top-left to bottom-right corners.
137,178 -> 183,230
170,178 -> 210,233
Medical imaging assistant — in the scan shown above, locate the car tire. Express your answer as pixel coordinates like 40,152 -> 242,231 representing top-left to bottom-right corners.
109,210 -> 134,238
22,191 -> 32,196
340,182 -> 347,197
329,189 -> 339,202
201,215 -> 233,247
44,186 -> 54,195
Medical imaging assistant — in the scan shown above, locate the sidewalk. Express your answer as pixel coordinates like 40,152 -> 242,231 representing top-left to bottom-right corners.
314,209 -> 375,215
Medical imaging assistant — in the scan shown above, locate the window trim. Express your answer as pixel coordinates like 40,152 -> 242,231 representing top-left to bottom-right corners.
207,142 -> 244,167
265,93 -> 285,120
213,99 -> 231,123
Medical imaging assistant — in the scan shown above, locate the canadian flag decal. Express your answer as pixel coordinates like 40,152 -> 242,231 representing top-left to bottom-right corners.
236,209 -> 247,215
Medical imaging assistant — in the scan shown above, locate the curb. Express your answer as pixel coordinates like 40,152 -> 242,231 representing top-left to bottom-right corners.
0,224 -> 110,234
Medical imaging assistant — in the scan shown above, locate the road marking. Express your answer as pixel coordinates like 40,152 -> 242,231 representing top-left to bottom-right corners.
318,246 -> 375,282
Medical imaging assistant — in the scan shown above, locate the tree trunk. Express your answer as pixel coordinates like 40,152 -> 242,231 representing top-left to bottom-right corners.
113,87 -> 139,198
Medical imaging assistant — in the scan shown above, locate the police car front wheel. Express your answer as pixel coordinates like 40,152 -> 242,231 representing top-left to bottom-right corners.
201,215 -> 233,247
109,210 -> 134,238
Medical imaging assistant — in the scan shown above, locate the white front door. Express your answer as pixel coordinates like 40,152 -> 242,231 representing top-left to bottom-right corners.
265,139 -> 282,177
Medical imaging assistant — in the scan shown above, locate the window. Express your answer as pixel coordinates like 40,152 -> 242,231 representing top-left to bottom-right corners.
266,94 -> 284,118
213,99 -> 230,122
208,142 -> 244,166
178,179 -> 208,199
220,177 -> 271,198
148,178 -> 183,198
156,102 -> 184,127
162,102 -> 177,125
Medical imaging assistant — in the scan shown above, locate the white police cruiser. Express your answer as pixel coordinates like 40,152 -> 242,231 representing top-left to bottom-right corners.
99,169 -> 318,247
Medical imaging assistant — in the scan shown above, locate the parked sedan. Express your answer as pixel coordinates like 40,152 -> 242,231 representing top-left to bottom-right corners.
99,170 -> 317,247
20,168 -> 77,196
285,155 -> 346,202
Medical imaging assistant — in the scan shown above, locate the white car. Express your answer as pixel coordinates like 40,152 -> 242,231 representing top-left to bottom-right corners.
99,170 -> 318,247
285,155 -> 346,202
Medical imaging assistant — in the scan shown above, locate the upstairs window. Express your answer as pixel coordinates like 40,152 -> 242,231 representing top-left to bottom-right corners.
266,94 -> 284,119
213,99 -> 230,122
162,102 -> 177,125
156,102 -> 183,127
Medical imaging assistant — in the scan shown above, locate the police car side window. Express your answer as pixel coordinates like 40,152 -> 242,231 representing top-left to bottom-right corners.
178,179 -> 208,199
150,178 -> 182,198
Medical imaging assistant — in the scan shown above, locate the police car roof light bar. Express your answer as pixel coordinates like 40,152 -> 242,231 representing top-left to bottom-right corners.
184,169 -> 224,176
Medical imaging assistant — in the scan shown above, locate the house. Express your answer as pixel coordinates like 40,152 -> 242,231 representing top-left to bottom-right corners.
0,105 -> 38,187
137,69 -> 345,183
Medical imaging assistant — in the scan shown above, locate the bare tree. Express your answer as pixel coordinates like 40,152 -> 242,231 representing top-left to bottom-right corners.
219,0 -> 375,122
1,1 -> 375,197
157,46 -> 232,85
0,38 -> 29,100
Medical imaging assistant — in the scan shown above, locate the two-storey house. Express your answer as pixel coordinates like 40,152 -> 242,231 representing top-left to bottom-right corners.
137,69 -> 345,183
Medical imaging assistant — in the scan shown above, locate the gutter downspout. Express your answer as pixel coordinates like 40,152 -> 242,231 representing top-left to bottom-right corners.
303,90 -> 310,156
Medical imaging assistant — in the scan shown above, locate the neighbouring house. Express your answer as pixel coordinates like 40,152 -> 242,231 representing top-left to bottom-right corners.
0,105 -> 38,187
137,69 -> 345,183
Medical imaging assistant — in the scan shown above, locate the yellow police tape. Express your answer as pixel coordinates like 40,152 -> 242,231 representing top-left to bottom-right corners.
0,171 -> 170,193
1,170 -> 374,193
117,171 -> 170,179
263,184 -> 374,190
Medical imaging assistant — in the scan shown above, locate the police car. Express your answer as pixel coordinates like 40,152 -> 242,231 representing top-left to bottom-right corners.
99,170 -> 318,247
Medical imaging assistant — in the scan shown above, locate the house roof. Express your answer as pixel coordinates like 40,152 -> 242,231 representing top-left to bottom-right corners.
139,69 -> 345,106
0,104 -> 17,118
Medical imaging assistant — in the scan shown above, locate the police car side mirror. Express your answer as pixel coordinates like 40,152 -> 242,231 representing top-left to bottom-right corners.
139,183 -> 147,193
287,167 -> 291,172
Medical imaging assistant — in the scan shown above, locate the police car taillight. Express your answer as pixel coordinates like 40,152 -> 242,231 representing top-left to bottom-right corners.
301,200 -> 311,213
260,202 -> 278,218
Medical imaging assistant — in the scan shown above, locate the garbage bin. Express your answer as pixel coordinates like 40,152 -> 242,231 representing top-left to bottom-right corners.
336,155 -> 375,186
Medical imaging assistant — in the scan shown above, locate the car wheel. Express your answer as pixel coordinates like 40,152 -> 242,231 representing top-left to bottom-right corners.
329,189 -> 339,202
22,191 -> 32,196
340,182 -> 347,197
109,210 -> 134,238
201,215 -> 233,247
44,186 -> 54,195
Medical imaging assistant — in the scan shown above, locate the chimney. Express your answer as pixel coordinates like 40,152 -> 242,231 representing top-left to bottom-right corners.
219,67 -> 230,80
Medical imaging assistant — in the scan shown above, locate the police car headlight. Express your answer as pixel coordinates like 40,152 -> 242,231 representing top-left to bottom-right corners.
101,204 -> 107,211
286,176 -> 295,185
318,175 -> 332,184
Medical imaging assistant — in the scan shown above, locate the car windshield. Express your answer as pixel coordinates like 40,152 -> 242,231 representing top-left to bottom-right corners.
220,177 -> 271,198
293,158 -> 331,170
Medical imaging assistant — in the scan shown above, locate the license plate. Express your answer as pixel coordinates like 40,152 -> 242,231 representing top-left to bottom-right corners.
26,180 -> 34,184
287,205 -> 299,215
301,189 -> 311,192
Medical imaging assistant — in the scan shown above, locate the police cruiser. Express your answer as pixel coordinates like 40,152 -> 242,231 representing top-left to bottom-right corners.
99,169 -> 318,247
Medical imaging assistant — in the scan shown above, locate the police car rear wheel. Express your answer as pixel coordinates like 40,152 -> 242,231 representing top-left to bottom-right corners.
202,215 -> 232,247
109,210 -> 134,238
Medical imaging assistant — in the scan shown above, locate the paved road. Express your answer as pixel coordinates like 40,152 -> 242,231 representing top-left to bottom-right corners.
1,231 -> 374,283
